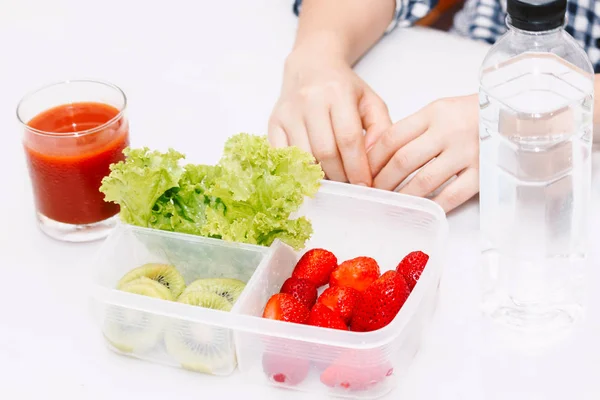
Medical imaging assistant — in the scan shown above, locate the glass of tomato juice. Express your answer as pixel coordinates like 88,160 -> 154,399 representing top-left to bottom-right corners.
17,80 -> 130,242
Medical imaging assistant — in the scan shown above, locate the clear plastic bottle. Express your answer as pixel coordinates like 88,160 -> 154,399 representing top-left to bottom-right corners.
478,0 -> 594,332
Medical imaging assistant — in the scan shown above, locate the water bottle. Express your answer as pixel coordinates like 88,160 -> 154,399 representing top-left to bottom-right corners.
478,0 -> 594,333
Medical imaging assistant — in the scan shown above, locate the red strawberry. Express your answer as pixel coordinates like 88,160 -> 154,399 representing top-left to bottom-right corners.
349,271 -> 410,332
316,286 -> 361,324
280,277 -> 318,308
263,293 -> 310,324
330,256 -> 380,292
320,350 -> 393,391
292,248 -> 338,288
308,303 -> 348,331
396,250 -> 429,291
262,352 -> 310,386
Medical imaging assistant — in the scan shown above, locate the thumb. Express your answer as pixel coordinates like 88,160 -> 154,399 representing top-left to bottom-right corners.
359,87 -> 393,150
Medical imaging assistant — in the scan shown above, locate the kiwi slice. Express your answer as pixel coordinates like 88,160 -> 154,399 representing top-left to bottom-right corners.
164,291 -> 236,374
117,263 -> 186,299
183,278 -> 246,305
119,277 -> 175,301
103,277 -> 171,353
178,290 -> 233,311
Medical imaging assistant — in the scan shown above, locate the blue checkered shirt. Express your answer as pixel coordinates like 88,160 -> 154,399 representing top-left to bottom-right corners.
293,0 -> 600,73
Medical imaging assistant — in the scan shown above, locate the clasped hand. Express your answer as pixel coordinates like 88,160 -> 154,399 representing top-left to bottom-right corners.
367,95 -> 480,212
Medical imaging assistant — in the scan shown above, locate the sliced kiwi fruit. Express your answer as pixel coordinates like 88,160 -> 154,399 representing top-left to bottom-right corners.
182,278 -> 246,305
103,277 -> 171,353
164,291 -> 236,374
119,277 -> 175,301
178,290 -> 234,311
117,263 -> 186,299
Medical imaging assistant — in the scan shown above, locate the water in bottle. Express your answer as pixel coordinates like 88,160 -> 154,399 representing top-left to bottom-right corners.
478,0 -> 594,333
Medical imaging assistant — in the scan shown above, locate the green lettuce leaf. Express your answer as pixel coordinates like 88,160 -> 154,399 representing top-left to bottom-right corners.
200,133 -> 323,248
99,133 -> 324,250
99,147 -> 185,226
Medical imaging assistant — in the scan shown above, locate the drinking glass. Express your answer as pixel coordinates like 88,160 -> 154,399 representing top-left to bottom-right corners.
17,80 -> 130,242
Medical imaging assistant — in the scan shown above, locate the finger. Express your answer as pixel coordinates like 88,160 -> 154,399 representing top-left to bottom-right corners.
372,131 -> 442,191
304,103 -> 347,182
432,167 -> 479,213
283,114 -> 313,155
330,96 -> 372,186
267,123 -> 288,148
359,87 -> 393,150
399,149 -> 469,198
367,110 -> 429,177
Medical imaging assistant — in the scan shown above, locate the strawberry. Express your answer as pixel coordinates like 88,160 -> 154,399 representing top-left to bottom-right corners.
280,277 -> 318,309
396,250 -> 429,291
329,256 -> 380,292
320,350 -> 393,391
316,286 -> 360,324
262,352 -> 310,386
349,270 -> 410,332
292,248 -> 338,288
262,293 -> 310,324
308,303 -> 348,331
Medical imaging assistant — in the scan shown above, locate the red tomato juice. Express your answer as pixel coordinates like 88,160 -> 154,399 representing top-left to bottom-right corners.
24,102 -> 129,225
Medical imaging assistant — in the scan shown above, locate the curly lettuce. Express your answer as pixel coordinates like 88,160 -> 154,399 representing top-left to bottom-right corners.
99,147 -> 185,227
99,133 -> 324,250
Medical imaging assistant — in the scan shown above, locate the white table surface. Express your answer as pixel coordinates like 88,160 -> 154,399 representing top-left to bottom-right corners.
2,1 -> 600,399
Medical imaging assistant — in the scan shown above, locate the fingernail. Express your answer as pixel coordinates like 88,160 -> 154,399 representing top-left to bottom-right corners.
357,183 -> 367,187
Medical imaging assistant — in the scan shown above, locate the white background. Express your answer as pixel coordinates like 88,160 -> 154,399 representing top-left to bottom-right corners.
1,1 -> 599,399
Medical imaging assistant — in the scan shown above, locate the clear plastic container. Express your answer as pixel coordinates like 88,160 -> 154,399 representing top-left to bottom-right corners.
89,223 -> 269,376
89,180 -> 448,398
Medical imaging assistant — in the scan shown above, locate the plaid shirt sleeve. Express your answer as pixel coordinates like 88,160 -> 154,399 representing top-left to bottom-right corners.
564,0 -> 600,73
457,0 -> 600,72
292,0 -> 439,34
456,0 -> 507,44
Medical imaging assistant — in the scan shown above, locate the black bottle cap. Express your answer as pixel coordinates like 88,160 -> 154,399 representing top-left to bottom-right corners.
507,0 -> 567,32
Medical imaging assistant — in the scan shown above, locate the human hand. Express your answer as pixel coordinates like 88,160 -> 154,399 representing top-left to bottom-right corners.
268,48 -> 392,186
367,94 -> 479,212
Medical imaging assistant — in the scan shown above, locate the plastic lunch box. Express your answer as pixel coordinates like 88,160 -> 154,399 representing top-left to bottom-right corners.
89,180 -> 449,399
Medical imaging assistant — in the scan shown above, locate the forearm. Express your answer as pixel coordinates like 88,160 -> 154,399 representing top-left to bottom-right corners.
292,0 -> 396,65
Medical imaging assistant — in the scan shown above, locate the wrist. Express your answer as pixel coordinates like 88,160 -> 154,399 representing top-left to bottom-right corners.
291,31 -> 354,65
